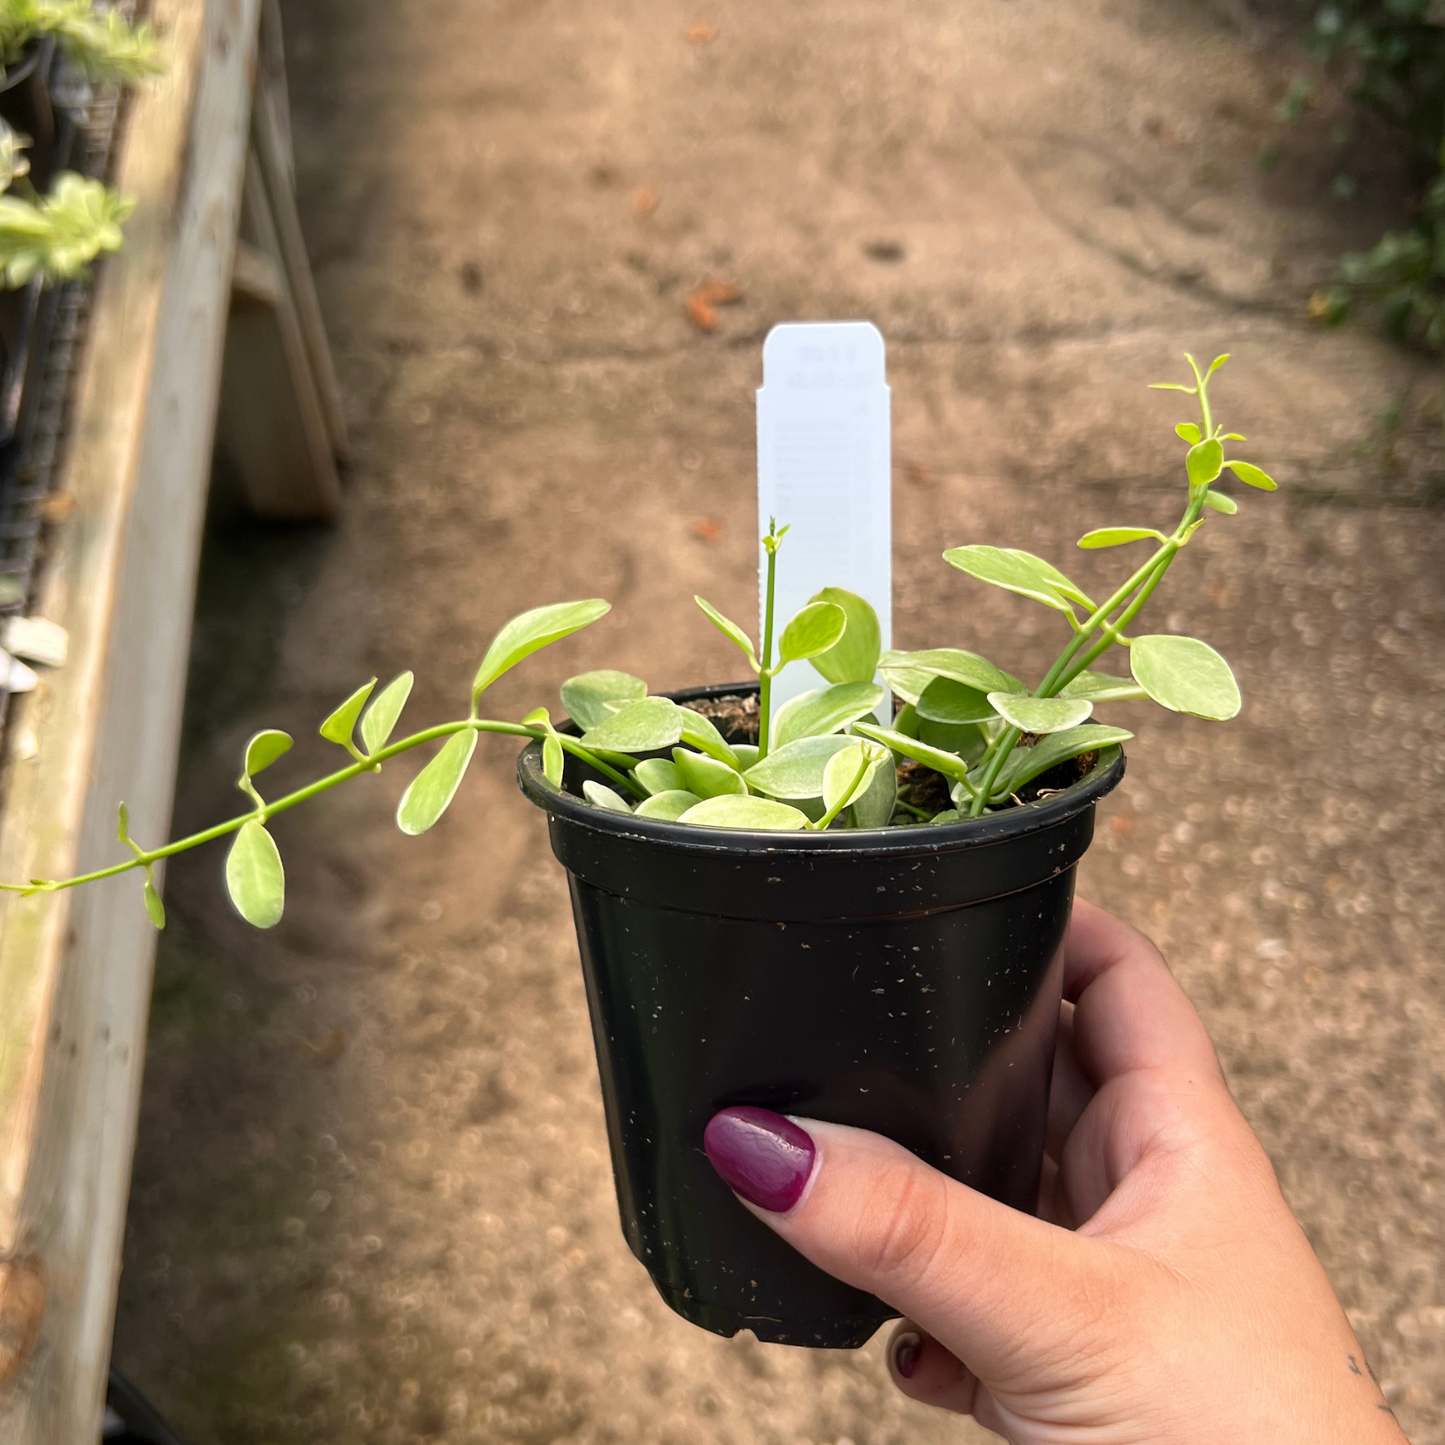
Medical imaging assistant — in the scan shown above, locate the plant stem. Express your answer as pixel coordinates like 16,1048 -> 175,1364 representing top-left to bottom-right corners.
757,530 -> 780,760
3,719 -> 643,897
967,473 -> 1209,818
810,751 -> 873,831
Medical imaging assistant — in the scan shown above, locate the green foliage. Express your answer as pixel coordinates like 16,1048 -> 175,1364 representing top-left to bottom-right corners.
0,0 -> 163,82
0,172 -> 133,286
3,354 -> 1274,926
320,679 -> 376,753
0,120 -> 27,192
559,669 -> 646,729
1292,0 -> 1445,347
362,673 -> 414,754
225,821 -> 285,928
397,731 -> 477,835
472,599 -> 610,703
807,587 -> 881,684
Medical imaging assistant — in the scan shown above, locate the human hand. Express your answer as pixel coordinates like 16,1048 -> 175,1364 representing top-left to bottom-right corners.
703,898 -> 1408,1444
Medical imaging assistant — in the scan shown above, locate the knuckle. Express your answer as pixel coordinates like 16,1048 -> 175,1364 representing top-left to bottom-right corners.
854,1162 -> 951,1292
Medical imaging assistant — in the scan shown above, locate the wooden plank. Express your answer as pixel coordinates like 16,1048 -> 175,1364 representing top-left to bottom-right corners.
230,236 -> 283,308
256,0 -> 293,191
250,69 -> 349,462
217,152 -> 342,521
0,0 -> 263,1438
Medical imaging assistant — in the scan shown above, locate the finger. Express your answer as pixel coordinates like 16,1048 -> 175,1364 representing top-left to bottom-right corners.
703,1108 -> 1130,1382
1066,898 -> 1222,1087
886,1321 -> 983,1417
1045,1000 -> 1094,1160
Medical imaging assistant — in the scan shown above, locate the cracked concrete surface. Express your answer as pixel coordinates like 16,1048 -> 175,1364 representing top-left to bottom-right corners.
111,0 -> 1442,1440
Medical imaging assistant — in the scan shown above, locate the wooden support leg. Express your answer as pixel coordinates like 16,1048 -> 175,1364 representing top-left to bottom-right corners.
217,0 -> 347,521
216,151 -> 342,521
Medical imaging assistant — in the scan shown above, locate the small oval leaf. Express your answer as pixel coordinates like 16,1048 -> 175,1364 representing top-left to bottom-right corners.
1185,438 -> 1224,488
472,599 -> 611,700
994,725 -> 1131,796
942,546 -> 1086,613
671,747 -> 747,799
1225,460 -> 1276,491
775,681 -> 887,746
320,681 -> 376,749
917,716 -> 988,763
243,729 -> 293,778
143,879 -> 166,930
397,730 -> 478,835
1203,490 -> 1238,514
678,706 -> 740,767
633,789 -> 702,821
361,672 -> 415,755
916,676 -> 996,726
543,732 -> 564,787
850,749 -> 898,829
882,647 -> 1018,697
582,780 -> 633,814
1059,670 -> 1147,703
225,820 -> 285,928
807,588 -> 881,685
694,597 -> 759,670
560,669 -> 648,731
676,795 -> 811,831
1076,527 -> 1164,550
743,734 -> 856,799
634,757 -> 684,795
987,693 -> 1094,734
777,601 -> 847,665
1175,422 -> 1201,443
579,696 -> 684,752
822,743 -> 886,816
851,722 -> 973,783
1129,635 -> 1240,719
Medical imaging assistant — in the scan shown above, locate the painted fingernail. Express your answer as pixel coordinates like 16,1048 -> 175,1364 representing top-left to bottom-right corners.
893,1331 -> 922,1380
703,1106 -> 816,1213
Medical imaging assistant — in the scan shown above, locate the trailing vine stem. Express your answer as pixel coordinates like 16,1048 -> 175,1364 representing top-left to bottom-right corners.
0,351 -> 1273,928
965,358 -> 1221,816
0,720 -> 640,898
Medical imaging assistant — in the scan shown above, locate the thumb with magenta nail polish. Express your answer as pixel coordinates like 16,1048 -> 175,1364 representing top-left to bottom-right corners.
702,1106 -> 817,1214
702,901 -> 1410,1445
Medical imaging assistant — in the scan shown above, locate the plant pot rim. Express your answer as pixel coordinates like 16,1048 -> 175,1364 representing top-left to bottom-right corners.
0,40 -> 48,94
518,679 -> 1125,858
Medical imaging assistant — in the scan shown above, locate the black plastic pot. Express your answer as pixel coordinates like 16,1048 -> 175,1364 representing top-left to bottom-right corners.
0,42 -> 56,169
517,682 -> 1124,1348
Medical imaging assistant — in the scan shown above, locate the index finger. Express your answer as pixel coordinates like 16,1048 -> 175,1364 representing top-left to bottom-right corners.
1064,897 -> 1223,1088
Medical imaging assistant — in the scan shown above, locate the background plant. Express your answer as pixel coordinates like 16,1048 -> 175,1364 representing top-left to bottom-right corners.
0,0 -> 162,84
0,156 -> 131,283
1296,0 -> 1445,347
0,355 -> 1272,928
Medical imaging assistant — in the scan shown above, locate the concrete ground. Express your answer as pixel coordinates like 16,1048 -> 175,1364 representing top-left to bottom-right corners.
111,0 -> 1443,1440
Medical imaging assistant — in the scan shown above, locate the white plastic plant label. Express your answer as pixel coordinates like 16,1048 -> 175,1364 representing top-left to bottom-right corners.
757,321 -> 891,714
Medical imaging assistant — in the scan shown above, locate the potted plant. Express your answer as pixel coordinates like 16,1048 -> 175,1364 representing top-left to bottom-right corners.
4,353 -> 1274,1347
0,0 -> 160,90
0,115 -> 131,444
0,2 -> 157,448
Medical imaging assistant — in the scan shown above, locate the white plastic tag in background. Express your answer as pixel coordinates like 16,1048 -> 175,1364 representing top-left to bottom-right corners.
757,321 -> 891,714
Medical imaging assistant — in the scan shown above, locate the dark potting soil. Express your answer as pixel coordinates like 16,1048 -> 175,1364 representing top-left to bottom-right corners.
685,692 -> 1096,821
688,689 -> 760,743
